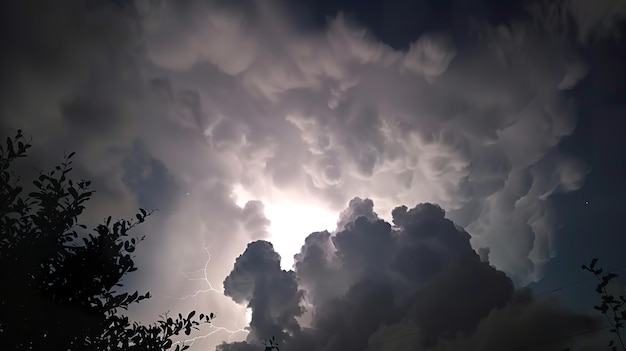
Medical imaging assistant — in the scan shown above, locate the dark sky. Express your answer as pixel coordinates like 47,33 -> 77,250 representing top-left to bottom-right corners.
530,35 -> 626,309
2,0 -> 626,350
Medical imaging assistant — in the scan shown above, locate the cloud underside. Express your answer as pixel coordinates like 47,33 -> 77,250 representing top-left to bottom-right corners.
132,0 -> 598,284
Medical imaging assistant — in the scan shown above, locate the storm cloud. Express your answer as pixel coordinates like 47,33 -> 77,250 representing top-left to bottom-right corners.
218,199 -> 601,351
2,0 -> 625,350
136,0 -> 599,283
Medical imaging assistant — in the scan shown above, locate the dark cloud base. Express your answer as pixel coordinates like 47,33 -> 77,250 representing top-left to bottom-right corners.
219,198 -> 600,351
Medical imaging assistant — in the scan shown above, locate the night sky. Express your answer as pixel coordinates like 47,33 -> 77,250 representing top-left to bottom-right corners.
2,0 -> 626,350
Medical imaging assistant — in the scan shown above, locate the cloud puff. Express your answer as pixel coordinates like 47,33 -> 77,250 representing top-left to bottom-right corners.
223,240 -> 303,343
403,33 -> 456,80
142,1 -> 258,74
219,198 -> 601,351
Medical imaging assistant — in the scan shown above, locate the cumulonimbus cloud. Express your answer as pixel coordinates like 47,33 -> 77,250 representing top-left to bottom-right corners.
2,0 -> 623,350
218,198 -> 601,351
139,0 -> 595,283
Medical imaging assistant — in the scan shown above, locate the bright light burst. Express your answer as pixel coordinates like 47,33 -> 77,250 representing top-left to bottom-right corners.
232,185 -> 338,270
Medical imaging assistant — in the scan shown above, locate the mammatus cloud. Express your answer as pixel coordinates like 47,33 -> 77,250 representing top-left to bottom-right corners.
530,0 -> 626,45
138,0 -> 600,283
218,199 -> 601,351
2,0 -> 624,350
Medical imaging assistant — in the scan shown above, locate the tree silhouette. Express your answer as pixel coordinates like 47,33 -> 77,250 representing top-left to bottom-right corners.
263,336 -> 280,351
582,258 -> 626,351
0,130 -> 214,350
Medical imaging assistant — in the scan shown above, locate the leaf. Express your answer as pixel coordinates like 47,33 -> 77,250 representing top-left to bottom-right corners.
6,137 -> 14,157
603,273 -> 618,283
68,187 -> 78,200
188,311 -> 196,319
590,258 -> 599,269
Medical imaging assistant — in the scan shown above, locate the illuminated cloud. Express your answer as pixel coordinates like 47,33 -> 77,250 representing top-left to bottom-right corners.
2,0 -> 623,350
138,0 -> 596,283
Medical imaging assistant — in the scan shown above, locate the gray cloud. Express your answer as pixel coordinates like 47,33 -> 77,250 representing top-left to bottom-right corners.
223,241 -> 303,344
121,140 -> 180,211
371,296 -> 600,351
219,198 -> 601,351
530,0 -> 626,45
240,201 -> 271,240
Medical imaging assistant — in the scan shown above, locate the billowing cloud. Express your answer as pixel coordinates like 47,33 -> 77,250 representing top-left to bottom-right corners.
2,0 -> 623,350
135,0 -> 597,283
223,241 -> 303,344
139,2 -> 613,292
218,199 -> 601,351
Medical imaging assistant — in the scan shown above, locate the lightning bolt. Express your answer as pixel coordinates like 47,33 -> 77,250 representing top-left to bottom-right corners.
157,238 -> 251,350
160,240 -> 223,304
173,319 -> 249,349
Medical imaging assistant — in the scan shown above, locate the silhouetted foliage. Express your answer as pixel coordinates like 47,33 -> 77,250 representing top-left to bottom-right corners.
263,336 -> 280,351
582,258 -> 626,351
0,130 -> 214,350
